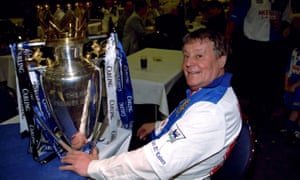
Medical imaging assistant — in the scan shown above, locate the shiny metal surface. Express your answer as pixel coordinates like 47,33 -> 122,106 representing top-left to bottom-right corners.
42,39 -> 102,150
38,3 -> 104,151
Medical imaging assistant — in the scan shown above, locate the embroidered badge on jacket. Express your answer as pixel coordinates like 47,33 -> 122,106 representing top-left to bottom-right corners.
176,99 -> 190,115
167,125 -> 185,143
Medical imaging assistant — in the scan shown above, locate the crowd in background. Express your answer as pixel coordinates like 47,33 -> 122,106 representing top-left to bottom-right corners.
1,0 -> 300,138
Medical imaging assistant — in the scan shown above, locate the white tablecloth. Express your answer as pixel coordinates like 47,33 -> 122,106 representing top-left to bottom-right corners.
88,21 -> 106,35
127,48 -> 183,116
88,14 -> 118,35
0,55 -> 16,90
96,126 -> 131,159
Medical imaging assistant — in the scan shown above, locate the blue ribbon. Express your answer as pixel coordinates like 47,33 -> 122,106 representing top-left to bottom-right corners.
114,33 -> 134,129
35,69 -> 65,158
10,43 -> 60,163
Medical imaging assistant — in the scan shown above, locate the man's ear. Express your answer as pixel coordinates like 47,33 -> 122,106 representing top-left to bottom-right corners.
218,55 -> 227,68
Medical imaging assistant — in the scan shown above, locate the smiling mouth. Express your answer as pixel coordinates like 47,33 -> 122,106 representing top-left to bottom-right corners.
187,71 -> 200,75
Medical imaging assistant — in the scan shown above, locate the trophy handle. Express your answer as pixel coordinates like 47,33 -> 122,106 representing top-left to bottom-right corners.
85,66 -> 103,152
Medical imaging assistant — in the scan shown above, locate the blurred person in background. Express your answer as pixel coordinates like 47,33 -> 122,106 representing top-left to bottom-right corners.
202,0 -> 227,35
186,0 -> 204,23
225,0 -> 293,136
145,0 -> 161,26
116,0 -> 134,42
122,0 -> 150,55
281,48 -> 300,140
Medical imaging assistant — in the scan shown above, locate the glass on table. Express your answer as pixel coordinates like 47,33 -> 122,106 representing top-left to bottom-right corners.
140,55 -> 147,70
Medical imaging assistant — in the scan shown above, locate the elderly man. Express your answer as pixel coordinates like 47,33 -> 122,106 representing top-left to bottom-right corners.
60,29 -> 242,179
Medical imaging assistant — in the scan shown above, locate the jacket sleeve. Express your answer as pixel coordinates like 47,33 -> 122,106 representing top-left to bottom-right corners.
88,147 -> 160,179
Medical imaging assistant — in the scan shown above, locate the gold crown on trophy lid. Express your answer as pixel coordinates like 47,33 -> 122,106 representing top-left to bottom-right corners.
37,2 -> 90,44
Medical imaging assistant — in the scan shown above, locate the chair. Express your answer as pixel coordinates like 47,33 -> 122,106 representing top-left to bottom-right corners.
210,121 -> 254,180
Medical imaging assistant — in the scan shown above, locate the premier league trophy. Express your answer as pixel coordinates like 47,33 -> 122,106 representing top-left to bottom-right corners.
10,3 -> 134,163
38,3 -> 102,152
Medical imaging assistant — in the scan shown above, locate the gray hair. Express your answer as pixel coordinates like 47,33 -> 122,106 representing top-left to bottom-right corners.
182,29 -> 228,59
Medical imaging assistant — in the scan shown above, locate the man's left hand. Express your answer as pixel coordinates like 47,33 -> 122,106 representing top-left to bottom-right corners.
59,148 -> 99,177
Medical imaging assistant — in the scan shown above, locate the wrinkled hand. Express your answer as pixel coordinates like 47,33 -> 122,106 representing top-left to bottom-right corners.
59,148 -> 98,177
136,122 -> 155,140
71,132 -> 88,150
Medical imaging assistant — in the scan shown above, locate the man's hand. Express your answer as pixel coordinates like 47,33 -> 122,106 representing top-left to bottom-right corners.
136,122 -> 155,140
59,148 -> 98,177
71,132 -> 88,150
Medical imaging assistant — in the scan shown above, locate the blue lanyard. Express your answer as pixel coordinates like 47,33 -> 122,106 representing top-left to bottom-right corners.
114,33 -> 135,129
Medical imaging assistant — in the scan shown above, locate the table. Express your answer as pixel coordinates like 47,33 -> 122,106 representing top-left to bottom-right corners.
0,116 -> 131,179
0,55 -> 16,90
0,121 -> 86,179
127,48 -> 183,117
88,14 -> 118,35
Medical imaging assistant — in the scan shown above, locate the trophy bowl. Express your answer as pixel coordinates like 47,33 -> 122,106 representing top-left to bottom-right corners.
42,39 -> 102,152
38,2 -> 103,152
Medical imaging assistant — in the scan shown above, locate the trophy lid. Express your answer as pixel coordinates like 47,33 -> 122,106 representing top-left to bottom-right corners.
37,3 -> 89,46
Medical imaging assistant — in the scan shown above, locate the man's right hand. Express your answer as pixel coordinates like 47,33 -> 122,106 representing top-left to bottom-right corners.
136,122 -> 155,140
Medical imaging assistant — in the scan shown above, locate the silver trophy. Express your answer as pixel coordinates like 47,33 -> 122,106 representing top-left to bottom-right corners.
38,3 -> 103,152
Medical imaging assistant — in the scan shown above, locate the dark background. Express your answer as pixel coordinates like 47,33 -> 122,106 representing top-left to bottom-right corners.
1,0 -> 42,18
1,0 -> 300,19
0,0 -> 99,18
0,0 -> 299,52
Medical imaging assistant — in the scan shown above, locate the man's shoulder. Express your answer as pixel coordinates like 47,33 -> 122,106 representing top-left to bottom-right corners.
126,13 -> 141,24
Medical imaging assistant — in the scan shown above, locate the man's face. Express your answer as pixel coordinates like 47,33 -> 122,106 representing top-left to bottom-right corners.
182,39 -> 226,91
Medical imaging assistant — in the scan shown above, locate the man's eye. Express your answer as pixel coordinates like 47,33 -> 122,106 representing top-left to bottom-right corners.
183,54 -> 189,59
196,55 -> 202,59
